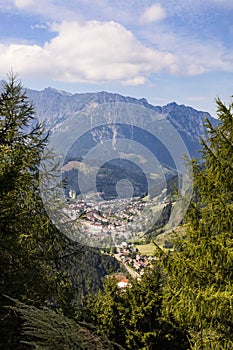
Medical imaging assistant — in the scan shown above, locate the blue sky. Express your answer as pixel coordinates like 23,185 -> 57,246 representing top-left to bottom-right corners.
0,0 -> 233,116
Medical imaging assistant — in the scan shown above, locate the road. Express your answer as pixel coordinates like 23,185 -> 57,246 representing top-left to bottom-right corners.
114,254 -> 140,279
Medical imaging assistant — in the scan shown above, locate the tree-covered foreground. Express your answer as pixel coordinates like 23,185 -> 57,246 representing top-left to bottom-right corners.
0,75 -> 233,349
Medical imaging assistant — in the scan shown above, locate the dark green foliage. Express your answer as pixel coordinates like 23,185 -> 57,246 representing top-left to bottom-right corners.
62,246 -> 121,304
80,268 -> 188,350
0,73 -> 77,348
7,297 -> 122,350
163,97 -> 233,349
0,74 -> 123,349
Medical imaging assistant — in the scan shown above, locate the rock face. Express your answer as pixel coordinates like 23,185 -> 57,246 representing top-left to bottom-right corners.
23,87 -> 218,157
0,81 -> 218,198
0,80 -> 218,157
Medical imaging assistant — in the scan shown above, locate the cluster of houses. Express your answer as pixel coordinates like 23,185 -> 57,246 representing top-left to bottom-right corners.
64,194 -> 156,246
115,241 -> 156,276
63,189 -> 171,290
108,242 -> 158,290
65,196 -> 161,288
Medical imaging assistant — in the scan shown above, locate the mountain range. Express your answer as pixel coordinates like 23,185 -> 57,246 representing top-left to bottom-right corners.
22,86 -> 218,199
0,81 -> 219,199
25,86 -> 218,159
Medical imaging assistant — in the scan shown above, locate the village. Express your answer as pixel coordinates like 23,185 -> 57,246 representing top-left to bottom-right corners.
62,190 -> 165,286
100,240 -> 161,289
64,188 -> 167,248
113,241 -> 157,274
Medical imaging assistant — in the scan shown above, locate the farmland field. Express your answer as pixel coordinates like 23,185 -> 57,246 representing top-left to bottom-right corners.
135,242 -> 157,256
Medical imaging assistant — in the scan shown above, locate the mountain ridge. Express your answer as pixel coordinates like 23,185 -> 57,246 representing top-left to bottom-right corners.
0,80 -> 219,159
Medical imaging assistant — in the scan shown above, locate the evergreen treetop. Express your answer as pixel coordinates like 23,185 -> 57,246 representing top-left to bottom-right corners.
163,97 -> 233,350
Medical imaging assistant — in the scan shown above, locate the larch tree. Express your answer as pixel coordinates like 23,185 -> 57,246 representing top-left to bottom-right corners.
80,268 -> 188,350
163,97 -> 233,350
0,74 -> 128,350
0,74 -> 75,348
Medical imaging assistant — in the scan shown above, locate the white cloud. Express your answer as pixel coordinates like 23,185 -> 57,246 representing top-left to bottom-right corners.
0,20 -> 177,85
141,3 -> 166,24
0,43 -> 49,76
141,29 -> 233,76
0,18 -> 232,86
13,0 -> 34,9
123,77 -> 146,86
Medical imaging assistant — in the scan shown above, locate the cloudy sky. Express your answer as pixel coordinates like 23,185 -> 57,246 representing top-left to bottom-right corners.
0,0 -> 233,116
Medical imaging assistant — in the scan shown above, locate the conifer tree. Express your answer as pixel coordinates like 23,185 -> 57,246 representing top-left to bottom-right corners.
163,97 -> 233,349
0,74 -> 126,349
81,268 -> 188,349
0,74 -> 76,348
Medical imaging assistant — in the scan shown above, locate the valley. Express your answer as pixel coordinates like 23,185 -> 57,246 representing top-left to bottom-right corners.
64,190 -> 169,248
